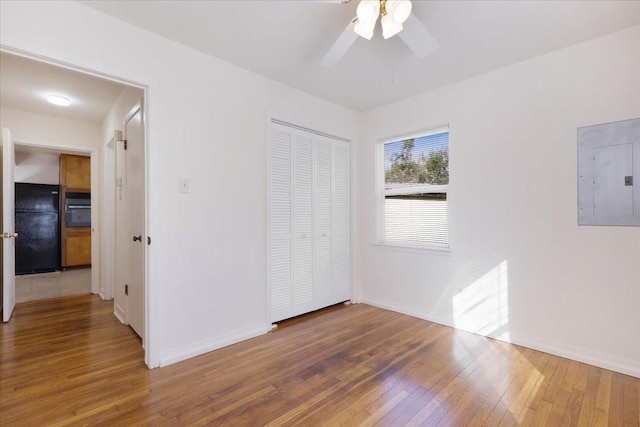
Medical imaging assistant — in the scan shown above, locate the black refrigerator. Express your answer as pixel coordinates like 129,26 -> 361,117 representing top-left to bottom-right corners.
15,183 -> 61,275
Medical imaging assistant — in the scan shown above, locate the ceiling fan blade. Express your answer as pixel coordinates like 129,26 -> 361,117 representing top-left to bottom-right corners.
321,18 -> 359,66
398,13 -> 439,58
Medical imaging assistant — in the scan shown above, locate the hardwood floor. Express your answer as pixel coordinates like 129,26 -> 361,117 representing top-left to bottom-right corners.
1,295 -> 638,426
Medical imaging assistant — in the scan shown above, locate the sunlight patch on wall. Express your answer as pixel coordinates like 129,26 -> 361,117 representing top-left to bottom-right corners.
453,260 -> 510,341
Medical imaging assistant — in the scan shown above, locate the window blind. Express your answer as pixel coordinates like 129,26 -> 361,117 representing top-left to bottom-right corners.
382,129 -> 449,247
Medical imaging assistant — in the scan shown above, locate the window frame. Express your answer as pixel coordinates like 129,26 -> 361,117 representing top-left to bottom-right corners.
374,125 -> 452,253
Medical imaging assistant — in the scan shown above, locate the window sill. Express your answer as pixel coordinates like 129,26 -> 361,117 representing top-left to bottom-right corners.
371,242 -> 453,256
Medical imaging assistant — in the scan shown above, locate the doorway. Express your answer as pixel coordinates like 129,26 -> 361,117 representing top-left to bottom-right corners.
0,50 -> 148,359
13,146 -> 93,303
3,140 -> 100,312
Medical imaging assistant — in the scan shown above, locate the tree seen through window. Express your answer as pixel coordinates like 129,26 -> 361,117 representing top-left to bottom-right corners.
384,134 -> 449,186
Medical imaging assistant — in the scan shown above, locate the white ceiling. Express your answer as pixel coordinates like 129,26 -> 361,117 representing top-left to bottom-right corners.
0,52 -> 126,124
79,0 -> 640,111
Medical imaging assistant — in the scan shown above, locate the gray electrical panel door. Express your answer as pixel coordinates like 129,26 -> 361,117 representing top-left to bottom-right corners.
593,144 -> 633,217
578,118 -> 639,226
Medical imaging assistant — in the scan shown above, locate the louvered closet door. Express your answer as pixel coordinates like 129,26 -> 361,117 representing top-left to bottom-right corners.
270,121 -> 350,323
270,125 -> 293,315
313,136 -> 333,307
292,132 -> 315,315
332,141 -> 350,301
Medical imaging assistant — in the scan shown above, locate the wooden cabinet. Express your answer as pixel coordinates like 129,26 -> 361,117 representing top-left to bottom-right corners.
60,154 -> 91,267
60,154 -> 91,191
64,228 -> 91,267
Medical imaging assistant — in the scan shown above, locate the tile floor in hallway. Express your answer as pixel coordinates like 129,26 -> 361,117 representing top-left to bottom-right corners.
15,268 -> 91,303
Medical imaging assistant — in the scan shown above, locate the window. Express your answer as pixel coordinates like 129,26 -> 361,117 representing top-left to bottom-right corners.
377,126 -> 449,248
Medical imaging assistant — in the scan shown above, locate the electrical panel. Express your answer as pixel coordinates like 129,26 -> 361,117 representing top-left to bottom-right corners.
578,118 -> 639,226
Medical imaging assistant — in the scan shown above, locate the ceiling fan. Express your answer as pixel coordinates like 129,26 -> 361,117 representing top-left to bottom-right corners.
321,0 -> 439,66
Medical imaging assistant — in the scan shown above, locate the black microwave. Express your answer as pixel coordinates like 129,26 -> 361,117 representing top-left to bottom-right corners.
65,192 -> 91,227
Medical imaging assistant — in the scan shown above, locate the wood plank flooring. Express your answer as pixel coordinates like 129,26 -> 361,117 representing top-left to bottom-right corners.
1,295 -> 638,426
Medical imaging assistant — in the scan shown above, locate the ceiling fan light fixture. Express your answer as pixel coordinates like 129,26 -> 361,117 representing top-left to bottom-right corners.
352,0 -> 412,40
386,0 -> 412,25
381,14 -> 403,39
354,20 -> 375,40
356,0 -> 380,24
325,0 -> 437,66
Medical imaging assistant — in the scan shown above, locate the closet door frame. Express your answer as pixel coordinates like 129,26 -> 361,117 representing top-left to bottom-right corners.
267,119 -> 351,324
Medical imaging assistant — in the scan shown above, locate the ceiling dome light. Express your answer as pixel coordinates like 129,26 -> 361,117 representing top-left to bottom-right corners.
47,95 -> 71,107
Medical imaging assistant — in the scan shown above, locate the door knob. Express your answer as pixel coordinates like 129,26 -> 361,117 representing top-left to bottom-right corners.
2,232 -> 18,239
133,235 -> 142,242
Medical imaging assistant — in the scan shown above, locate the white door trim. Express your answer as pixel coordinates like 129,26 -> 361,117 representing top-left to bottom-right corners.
124,102 -> 142,124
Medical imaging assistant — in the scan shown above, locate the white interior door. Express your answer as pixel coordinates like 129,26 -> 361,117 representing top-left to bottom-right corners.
2,128 -> 17,322
124,104 -> 145,338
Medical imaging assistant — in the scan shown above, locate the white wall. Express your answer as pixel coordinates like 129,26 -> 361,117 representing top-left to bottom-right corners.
358,25 -> 640,377
0,107 -> 101,148
14,150 -> 59,184
0,1 -> 360,367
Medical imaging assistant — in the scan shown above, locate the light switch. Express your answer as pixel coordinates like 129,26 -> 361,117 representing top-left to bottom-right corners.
179,179 -> 189,193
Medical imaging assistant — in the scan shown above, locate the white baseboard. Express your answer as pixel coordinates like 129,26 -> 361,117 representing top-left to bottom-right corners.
360,297 -> 453,328
511,336 -> 640,379
113,304 -> 126,324
361,297 -> 640,379
159,324 -> 270,367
